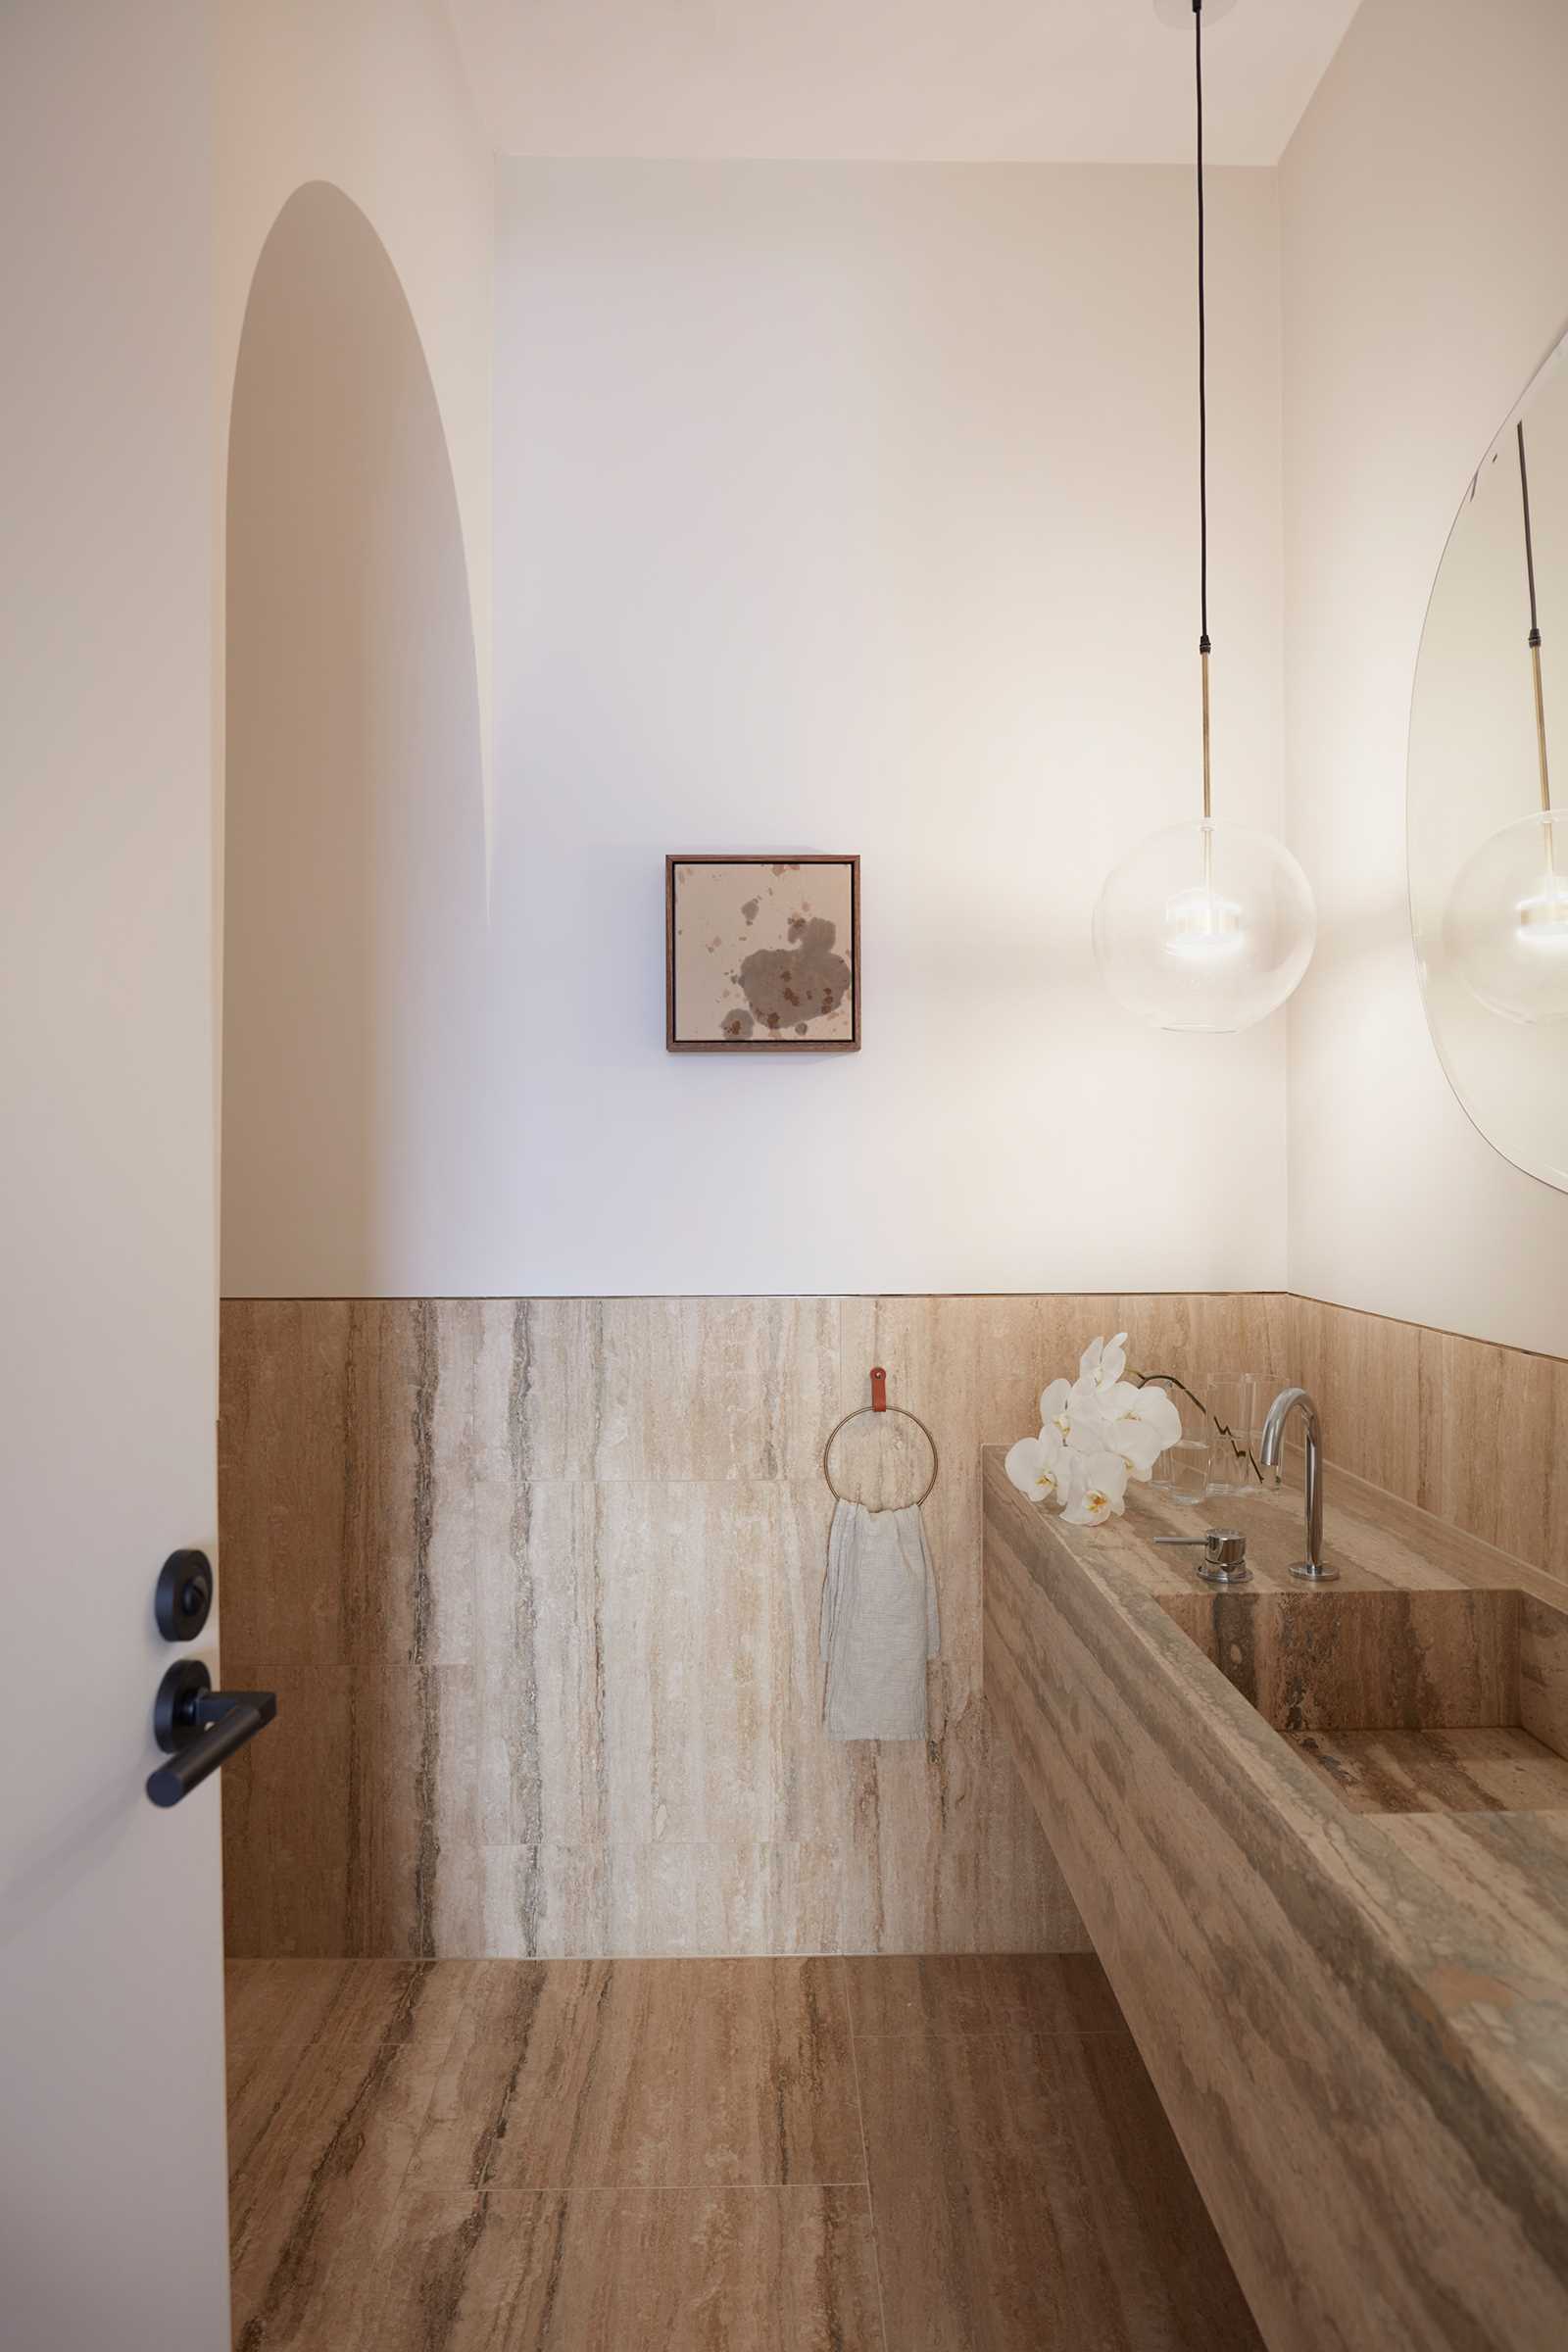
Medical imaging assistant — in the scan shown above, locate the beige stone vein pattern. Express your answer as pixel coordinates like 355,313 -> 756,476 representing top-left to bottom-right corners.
480,1296 -> 840,1483
857,2027 -> 1263,2351
985,1448 -> 1568,2349
1293,1295 -> 1568,1589
220,1289 -> 1300,1960
226,1953 -> 1260,2352
358,2185 -> 884,2351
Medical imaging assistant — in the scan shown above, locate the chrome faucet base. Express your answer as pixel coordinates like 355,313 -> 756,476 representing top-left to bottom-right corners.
1289,1559 -> 1339,1584
1154,1529 -> 1250,1586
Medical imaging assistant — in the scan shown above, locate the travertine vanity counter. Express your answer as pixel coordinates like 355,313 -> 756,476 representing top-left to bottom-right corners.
983,1448 -> 1568,2352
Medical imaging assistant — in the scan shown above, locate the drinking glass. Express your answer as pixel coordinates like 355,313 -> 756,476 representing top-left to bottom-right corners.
1204,1374 -> 1257,1496
1146,1378 -> 1210,1504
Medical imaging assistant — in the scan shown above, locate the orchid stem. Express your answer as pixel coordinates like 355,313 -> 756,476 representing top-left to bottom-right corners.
1134,1367 -> 1265,1486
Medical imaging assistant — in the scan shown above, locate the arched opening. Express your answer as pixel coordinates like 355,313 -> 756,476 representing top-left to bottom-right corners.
222,181 -> 485,1298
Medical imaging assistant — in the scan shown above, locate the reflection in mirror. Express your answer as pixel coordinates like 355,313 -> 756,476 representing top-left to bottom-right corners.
1409,332 -> 1568,1191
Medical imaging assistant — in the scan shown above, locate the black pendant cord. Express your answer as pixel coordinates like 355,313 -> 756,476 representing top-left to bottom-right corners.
1520,420 -> 1543,643
1196,0 -> 1209,656
1518,420 -> 1553,817
1195,0 -> 1212,822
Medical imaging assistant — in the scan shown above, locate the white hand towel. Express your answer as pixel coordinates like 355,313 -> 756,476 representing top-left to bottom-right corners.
819,1497 -> 940,1741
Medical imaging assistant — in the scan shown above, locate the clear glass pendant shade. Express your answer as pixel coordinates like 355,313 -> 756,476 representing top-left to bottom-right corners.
1443,808 -> 1568,1024
1093,818 -> 1317,1032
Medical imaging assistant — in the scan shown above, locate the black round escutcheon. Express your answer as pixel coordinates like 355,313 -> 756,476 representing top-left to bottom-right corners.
156,1548 -> 214,1643
153,1658 -> 213,1752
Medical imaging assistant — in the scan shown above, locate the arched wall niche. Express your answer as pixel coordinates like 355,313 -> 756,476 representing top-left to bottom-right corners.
221,181 -> 488,1296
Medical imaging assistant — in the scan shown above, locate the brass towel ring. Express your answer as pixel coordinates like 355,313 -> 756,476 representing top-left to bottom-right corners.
821,1385 -> 940,1509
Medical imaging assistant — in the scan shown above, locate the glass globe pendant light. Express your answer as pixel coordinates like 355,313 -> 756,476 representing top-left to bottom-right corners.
1093,0 -> 1315,1033
1443,422 -> 1568,1023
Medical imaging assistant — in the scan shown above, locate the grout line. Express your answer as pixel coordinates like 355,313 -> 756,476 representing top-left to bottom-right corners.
220,1291 -> 1280,1304
236,1947 -> 1130,1969
842,1962 -> 892,2352
477,2180 -> 877,2195
850,2025 -> 1132,2043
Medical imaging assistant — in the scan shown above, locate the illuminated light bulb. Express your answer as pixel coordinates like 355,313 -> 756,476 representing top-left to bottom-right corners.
1094,819 -> 1316,1032
1518,878 -> 1568,943
1446,809 -> 1568,1022
1162,883 -> 1246,958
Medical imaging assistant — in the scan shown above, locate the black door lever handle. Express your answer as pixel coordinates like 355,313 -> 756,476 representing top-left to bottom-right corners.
146,1660 -> 277,1808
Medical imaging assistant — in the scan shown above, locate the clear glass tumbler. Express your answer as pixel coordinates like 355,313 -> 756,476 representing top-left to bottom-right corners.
1146,1378 -> 1211,1504
1204,1375 -> 1258,1496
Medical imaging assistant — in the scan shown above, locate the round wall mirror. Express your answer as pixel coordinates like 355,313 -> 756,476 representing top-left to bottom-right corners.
1409,328 -> 1568,1193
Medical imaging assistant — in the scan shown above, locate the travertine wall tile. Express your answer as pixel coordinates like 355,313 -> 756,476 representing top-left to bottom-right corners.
478,1297 -> 841,1484
1414,1324 -> 1563,1574
222,1294 -> 1096,1958
222,1659 -> 353,1957
226,1290 -> 1566,1959
1292,1295 -> 1568,1592
1243,1289 -> 1298,1392
473,1478 -> 608,1853
1293,1296 -> 1422,1502
219,1298 -> 355,1664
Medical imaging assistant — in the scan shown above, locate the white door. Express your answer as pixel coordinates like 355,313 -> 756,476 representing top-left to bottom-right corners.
0,7 -> 233,2346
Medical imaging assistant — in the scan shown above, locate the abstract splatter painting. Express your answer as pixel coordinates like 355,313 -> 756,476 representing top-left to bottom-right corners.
665,856 -> 860,1052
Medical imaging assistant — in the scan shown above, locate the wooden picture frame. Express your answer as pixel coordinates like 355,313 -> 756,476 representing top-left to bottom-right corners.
665,855 -> 861,1053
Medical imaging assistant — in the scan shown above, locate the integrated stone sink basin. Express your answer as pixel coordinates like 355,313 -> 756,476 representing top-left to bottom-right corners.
983,1449 -> 1568,2349
1156,1580 -> 1568,1815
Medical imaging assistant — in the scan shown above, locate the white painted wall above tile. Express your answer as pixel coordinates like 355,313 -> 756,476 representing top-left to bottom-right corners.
221,158 -> 1292,1298
325,155 -> 1282,1301
488,164 -> 1292,1298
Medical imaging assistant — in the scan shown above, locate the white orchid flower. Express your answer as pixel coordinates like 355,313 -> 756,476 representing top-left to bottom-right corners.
1004,1427 -> 1072,1507
1060,1449 -> 1129,1527
1094,1380 -> 1183,1479
1039,1377 -> 1074,1438
1063,1382 -> 1111,1454
1092,1410 -> 1163,1479
1055,1449 -> 1086,1514
1027,1346 -> 1177,1504
1077,1333 -> 1129,1394
1125,1381 -> 1183,1447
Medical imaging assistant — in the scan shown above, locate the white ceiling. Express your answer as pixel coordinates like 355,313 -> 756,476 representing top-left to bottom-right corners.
448,0 -> 1362,168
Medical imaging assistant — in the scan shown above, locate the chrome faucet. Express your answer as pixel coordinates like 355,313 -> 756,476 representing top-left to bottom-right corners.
1258,1386 -> 1337,1582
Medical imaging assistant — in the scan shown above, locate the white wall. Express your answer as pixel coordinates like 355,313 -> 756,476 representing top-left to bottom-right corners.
1281,0 -> 1568,1354
221,186 -> 488,1298
214,0 -> 496,1298
455,159 -> 1289,1298
215,0 -> 493,841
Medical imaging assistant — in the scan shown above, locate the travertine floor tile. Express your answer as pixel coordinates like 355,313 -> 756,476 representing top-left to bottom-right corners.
396,1960 -> 612,2197
477,1955 -> 862,2190
856,2028 -> 1263,2352
224,1956 -> 376,2170
229,1958 -> 1265,2352
843,1950 -> 1129,2039
229,1961 -> 442,2347
355,2184 -> 884,2352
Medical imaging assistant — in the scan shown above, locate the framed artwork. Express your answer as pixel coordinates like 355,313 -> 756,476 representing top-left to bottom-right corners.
665,855 -> 861,1053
